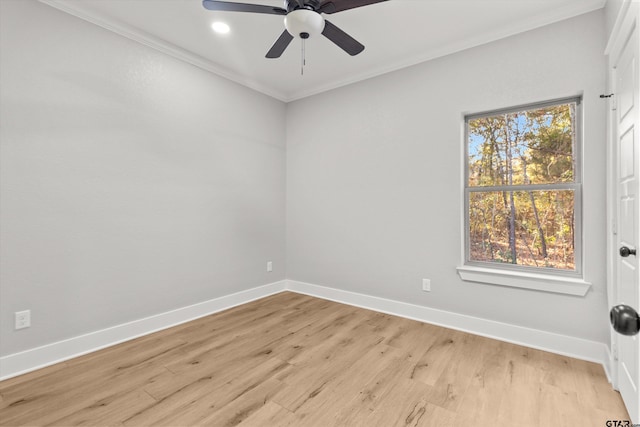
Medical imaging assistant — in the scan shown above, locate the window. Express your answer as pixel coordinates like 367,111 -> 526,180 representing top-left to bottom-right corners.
460,97 -> 588,294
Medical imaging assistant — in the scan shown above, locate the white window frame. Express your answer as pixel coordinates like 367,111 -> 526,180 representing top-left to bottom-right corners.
457,97 -> 591,296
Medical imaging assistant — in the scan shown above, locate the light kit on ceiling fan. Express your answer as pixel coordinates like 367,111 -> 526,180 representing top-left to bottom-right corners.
285,8 -> 325,40
202,0 -> 388,62
284,8 -> 326,74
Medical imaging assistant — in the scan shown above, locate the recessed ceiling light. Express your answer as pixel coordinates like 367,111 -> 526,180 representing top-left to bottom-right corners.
211,21 -> 230,34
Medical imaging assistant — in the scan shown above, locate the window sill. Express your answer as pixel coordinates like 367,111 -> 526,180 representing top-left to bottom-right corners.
456,265 -> 591,296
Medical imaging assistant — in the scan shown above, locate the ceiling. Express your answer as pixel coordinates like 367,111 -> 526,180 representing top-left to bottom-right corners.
41,0 -> 605,102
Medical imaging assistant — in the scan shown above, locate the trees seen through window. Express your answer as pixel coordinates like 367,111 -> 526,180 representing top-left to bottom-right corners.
466,99 -> 581,272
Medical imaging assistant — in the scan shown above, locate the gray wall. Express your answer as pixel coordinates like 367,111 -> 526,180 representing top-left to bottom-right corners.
286,10 -> 609,343
1,1 -> 611,360
0,0 -> 286,356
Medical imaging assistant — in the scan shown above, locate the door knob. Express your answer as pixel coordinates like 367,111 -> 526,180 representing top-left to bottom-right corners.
619,246 -> 637,257
610,304 -> 640,336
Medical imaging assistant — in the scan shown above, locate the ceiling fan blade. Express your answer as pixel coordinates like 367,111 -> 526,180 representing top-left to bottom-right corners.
266,30 -> 294,58
202,0 -> 286,15
318,0 -> 387,14
321,20 -> 364,56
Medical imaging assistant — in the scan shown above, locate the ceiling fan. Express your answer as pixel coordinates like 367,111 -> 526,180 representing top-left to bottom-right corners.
202,0 -> 388,58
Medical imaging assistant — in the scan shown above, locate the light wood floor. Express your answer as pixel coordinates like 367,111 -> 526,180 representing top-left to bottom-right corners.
0,292 -> 630,426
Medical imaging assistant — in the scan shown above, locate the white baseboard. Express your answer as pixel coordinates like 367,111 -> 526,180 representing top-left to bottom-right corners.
1,278 -> 611,382
0,281 -> 287,381
286,280 -> 610,368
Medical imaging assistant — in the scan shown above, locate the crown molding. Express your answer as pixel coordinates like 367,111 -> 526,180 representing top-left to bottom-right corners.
37,0 -> 289,102
285,0 -> 606,101
39,0 -> 605,103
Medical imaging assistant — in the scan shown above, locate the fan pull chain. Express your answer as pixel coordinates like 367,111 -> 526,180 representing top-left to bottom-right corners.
300,32 -> 309,76
301,38 -> 306,75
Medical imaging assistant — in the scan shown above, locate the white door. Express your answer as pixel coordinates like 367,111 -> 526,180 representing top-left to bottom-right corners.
610,2 -> 640,422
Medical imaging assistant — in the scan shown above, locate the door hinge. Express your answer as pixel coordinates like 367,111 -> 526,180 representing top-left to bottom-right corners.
600,93 -> 616,110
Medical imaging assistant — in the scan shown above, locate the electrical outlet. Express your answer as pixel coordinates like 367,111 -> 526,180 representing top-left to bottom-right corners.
422,279 -> 431,292
267,261 -> 273,272
15,310 -> 31,330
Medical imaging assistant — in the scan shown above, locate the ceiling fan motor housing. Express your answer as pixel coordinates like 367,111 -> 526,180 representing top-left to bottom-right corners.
284,0 -> 321,12
284,9 -> 325,39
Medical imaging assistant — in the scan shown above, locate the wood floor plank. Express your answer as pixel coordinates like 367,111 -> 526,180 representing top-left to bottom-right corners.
123,356 -> 290,425
368,393 -> 457,427
454,338 -> 510,423
570,358 -> 630,414
0,292 -> 630,427
275,343 -> 407,423
330,360 -> 426,425
422,333 -> 485,412
44,389 -> 157,426
235,401 -> 299,427
136,359 -> 289,426
408,327 -> 461,386
197,377 -> 284,426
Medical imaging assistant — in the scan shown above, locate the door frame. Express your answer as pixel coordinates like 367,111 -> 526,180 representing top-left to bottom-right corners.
605,0 -> 639,398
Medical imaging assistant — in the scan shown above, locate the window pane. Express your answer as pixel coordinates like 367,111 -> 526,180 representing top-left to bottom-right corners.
468,190 -> 575,270
468,103 -> 576,187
